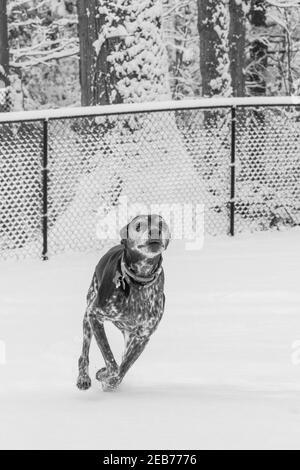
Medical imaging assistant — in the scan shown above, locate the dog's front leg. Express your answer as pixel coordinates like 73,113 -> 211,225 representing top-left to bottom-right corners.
118,334 -> 150,382
77,311 -> 93,390
88,313 -> 119,390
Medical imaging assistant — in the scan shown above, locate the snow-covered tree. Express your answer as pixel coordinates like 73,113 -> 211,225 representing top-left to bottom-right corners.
77,0 -> 170,106
3,0 -> 300,110
7,0 -> 78,109
197,0 -> 232,97
264,1 -> 300,95
163,0 -> 201,100
247,0 -> 268,96
229,0 -> 250,96
8,1 -> 78,69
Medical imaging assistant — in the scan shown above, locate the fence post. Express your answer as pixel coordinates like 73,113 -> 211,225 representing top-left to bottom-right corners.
230,106 -> 236,236
42,119 -> 48,260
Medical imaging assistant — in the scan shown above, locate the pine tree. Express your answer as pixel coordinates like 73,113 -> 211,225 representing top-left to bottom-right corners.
77,0 -> 170,106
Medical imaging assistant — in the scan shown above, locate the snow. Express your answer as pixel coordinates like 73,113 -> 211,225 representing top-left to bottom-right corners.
234,0 -> 251,16
0,228 -> 300,450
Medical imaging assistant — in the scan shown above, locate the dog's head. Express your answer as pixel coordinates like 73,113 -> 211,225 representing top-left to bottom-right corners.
120,214 -> 170,259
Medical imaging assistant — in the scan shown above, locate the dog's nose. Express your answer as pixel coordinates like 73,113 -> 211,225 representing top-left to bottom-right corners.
149,229 -> 161,241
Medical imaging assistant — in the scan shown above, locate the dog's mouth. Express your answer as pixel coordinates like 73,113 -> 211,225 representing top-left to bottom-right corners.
138,240 -> 164,251
146,240 -> 164,251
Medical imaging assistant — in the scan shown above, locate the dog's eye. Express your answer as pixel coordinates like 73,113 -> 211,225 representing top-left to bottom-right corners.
136,223 -> 141,232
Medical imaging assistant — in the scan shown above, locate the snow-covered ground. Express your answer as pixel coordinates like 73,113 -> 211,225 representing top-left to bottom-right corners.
0,229 -> 300,450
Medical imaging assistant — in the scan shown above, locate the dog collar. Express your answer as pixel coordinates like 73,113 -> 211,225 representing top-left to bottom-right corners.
116,255 -> 162,289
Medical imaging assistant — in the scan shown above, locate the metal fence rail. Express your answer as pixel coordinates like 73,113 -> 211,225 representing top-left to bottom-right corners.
0,97 -> 299,260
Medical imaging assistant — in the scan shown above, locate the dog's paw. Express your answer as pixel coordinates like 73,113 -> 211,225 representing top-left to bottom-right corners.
101,375 -> 122,392
96,366 -> 119,382
77,374 -> 92,391
96,367 -> 121,391
95,367 -> 107,382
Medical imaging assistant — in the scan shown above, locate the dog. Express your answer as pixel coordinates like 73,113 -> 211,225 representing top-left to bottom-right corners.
77,214 -> 170,391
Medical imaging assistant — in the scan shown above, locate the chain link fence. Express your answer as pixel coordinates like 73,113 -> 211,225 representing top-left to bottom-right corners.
235,106 -> 300,232
0,99 -> 299,260
0,87 -> 11,113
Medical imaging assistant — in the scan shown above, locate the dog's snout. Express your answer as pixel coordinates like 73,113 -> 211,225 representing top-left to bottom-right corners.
149,228 -> 161,241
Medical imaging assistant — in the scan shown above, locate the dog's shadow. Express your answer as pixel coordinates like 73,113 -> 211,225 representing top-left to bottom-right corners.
74,380 -> 296,405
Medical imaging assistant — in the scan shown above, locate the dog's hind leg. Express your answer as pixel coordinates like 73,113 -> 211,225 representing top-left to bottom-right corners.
118,334 -> 150,383
77,312 -> 93,390
96,333 -> 149,390
77,274 -> 98,390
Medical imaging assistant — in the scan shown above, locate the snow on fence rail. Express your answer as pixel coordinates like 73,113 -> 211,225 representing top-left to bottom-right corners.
1,96 -> 300,122
0,97 -> 299,260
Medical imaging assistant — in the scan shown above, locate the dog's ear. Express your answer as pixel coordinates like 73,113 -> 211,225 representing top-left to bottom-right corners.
120,223 -> 129,246
120,216 -> 140,244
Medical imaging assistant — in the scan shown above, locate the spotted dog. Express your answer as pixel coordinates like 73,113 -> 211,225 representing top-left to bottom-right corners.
77,214 -> 170,391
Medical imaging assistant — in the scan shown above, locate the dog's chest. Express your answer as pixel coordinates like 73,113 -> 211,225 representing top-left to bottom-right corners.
103,276 -> 165,337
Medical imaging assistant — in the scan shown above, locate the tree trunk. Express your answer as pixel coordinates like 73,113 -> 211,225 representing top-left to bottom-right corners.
235,0 -> 268,229
77,0 -> 169,106
229,0 -> 250,97
0,0 -> 9,87
77,0 -> 107,106
248,0 -> 267,96
0,0 -> 10,112
197,0 -> 231,97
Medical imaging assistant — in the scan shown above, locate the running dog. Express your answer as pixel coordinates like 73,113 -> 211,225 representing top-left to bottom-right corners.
77,214 -> 170,391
